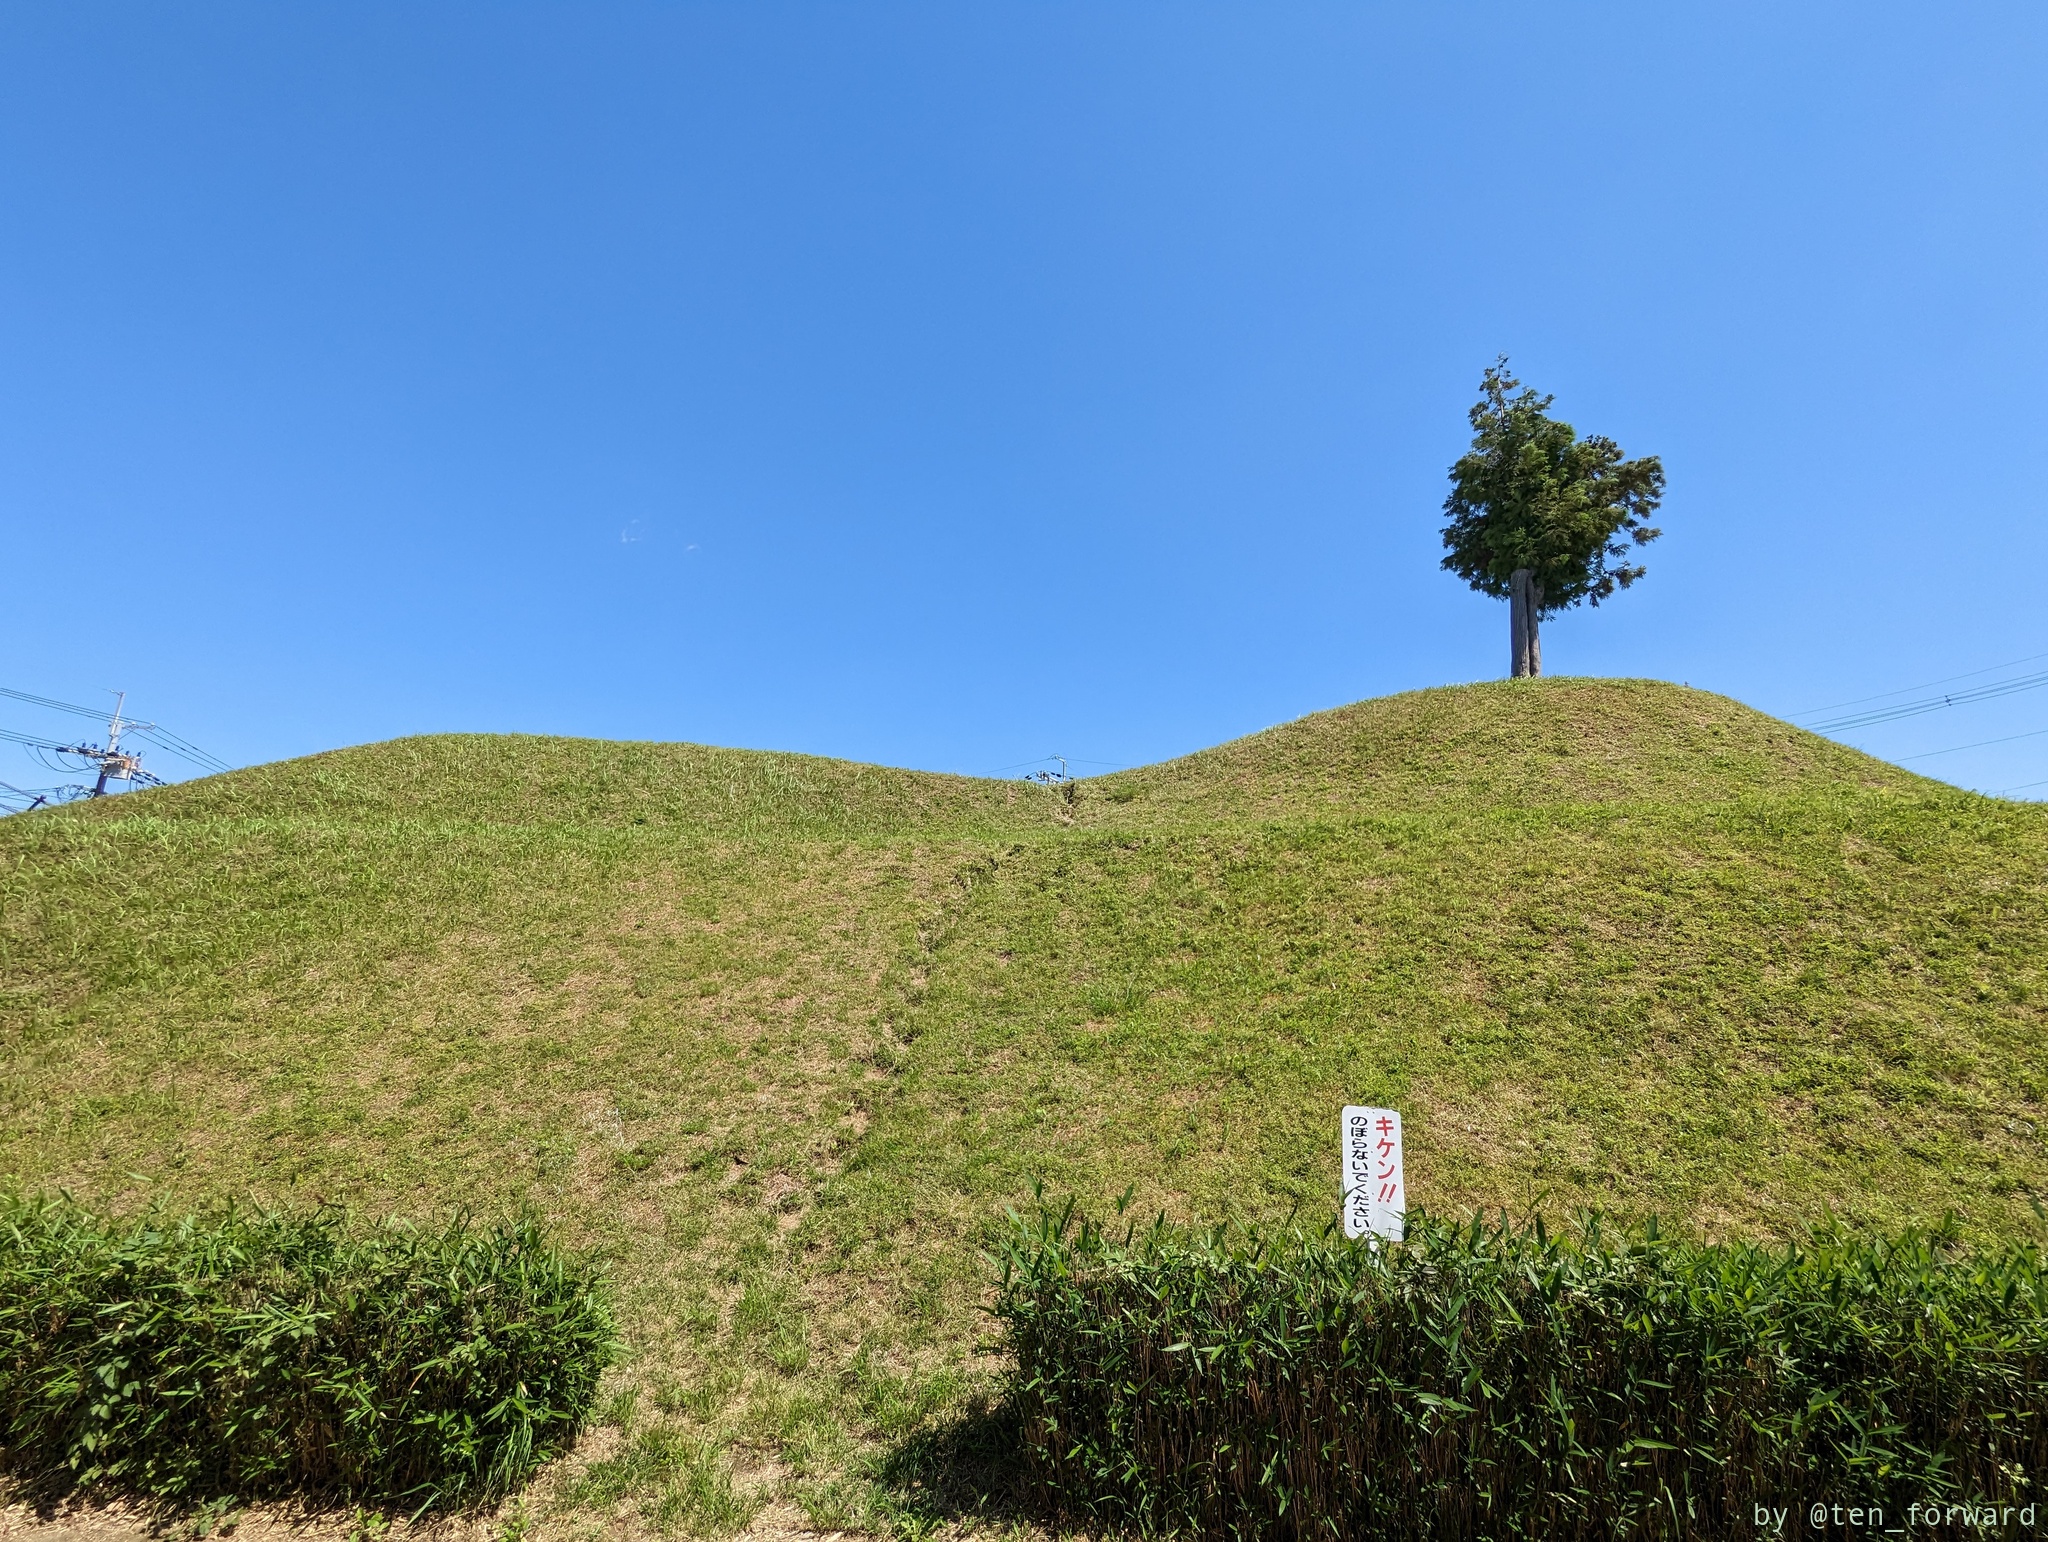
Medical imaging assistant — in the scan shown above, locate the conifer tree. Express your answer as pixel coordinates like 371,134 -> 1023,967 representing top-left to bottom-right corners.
1440,360 -> 1665,677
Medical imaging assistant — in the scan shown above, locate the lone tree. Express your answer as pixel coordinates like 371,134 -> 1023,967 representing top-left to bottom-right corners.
1440,359 -> 1665,678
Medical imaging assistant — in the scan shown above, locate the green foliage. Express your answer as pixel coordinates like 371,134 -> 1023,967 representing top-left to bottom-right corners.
0,1195 -> 614,1507
1441,359 -> 1664,613
995,1201 -> 2048,1539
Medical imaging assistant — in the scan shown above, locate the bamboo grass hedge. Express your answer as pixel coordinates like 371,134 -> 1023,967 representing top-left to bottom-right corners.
0,1195 -> 613,1507
993,1202 -> 2048,1539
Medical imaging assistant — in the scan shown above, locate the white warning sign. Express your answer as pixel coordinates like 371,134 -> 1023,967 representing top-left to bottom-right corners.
1341,1105 -> 1405,1243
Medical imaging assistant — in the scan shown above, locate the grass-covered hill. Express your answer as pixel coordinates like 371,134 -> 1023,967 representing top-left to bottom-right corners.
5,677 -> 2046,1530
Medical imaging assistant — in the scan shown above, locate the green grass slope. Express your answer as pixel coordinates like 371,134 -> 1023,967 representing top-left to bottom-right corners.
4,677 -> 2045,1529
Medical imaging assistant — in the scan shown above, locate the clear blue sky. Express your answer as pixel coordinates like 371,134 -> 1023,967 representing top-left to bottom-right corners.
4,4 -> 2045,795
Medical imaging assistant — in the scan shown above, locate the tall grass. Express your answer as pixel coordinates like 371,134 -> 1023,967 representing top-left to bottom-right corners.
994,1201 -> 2048,1539
0,1195 -> 613,1507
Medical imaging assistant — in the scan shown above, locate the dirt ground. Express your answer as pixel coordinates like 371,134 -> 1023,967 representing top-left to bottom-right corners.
0,1495 -> 858,1542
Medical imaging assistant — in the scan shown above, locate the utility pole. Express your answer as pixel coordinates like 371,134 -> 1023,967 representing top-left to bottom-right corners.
85,691 -> 149,796
0,684 -> 223,814
91,691 -> 135,796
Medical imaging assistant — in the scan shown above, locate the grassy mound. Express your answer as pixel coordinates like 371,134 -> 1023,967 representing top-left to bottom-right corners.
2,677 -> 2044,1526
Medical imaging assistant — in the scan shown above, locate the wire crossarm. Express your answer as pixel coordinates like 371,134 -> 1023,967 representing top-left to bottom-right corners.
0,686 -> 223,811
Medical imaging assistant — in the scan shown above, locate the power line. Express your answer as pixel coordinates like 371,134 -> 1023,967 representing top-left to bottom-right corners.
127,725 -> 232,774
0,687 -> 222,808
987,753 -> 1126,776
1792,650 -> 2048,719
0,778 -> 74,812
1897,725 -> 2048,761
0,685 -> 110,720
0,683 -> 232,779
0,726 -> 73,751
1806,669 -> 2048,734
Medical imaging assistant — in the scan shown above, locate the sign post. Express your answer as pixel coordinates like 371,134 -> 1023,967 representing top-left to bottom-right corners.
1341,1105 -> 1405,1243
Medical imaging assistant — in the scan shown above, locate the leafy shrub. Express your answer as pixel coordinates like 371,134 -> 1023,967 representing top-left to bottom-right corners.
0,1194 -> 614,1507
994,1202 -> 2048,1539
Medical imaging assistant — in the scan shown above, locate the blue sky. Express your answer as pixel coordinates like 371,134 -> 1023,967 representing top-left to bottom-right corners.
3,4 -> 2045,796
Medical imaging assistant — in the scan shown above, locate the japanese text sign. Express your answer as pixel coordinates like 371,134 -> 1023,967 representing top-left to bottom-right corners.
1341,1105 -> 1405,1243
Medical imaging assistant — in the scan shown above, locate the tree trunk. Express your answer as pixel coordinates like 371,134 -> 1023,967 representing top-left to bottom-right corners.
1508,569 -> 1544,678
1509,569 -> 1533,678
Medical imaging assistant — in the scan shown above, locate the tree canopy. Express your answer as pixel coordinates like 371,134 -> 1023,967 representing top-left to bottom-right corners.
1440,360 -> 1665,615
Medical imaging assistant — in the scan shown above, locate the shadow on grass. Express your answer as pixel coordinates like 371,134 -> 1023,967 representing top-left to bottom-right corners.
871,1395 -> 1044,1534
0,1482 -> 415,1540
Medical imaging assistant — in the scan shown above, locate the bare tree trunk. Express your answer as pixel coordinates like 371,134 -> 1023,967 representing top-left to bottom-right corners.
1509,569 -> 1534,678
1526,576 -> 1543,677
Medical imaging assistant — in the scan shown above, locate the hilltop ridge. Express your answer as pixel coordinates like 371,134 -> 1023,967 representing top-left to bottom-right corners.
84,677 -> 1919,835
1090,678 -> 1917,821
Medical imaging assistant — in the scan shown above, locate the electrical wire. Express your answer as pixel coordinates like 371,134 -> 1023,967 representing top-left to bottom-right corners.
1897,726 -> 2048,761
0,685 -> 112,720
128,725 -> 232,774
0,779 -> 65,810
140,729 -> 231,771
1792,650 -> 2048,719
0,726 -> 74,751
986,754 -> 1127,775
1806,669 -> 2048,734
0,684 -> 232,775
